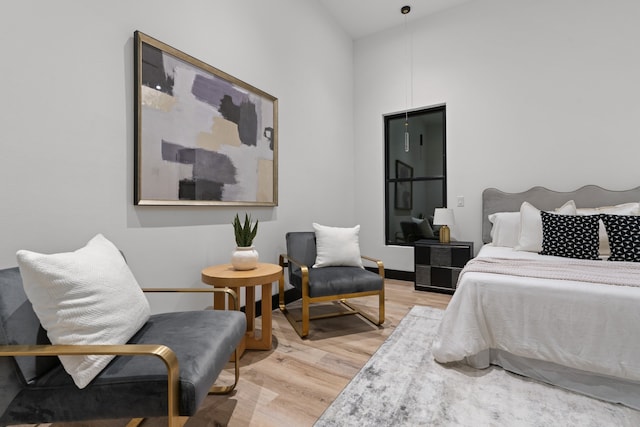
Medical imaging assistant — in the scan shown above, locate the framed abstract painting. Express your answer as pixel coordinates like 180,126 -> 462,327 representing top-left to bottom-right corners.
134,31 -> 278,206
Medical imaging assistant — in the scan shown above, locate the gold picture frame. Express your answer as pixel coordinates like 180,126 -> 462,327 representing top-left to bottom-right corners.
134,31 -> 278,206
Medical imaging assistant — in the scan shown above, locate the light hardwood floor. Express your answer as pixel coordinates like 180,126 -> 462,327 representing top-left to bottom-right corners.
204,279 -> 452,426
41,280 -> 450,427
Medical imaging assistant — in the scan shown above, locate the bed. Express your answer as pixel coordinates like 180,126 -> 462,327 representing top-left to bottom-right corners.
432,185 -> 640,409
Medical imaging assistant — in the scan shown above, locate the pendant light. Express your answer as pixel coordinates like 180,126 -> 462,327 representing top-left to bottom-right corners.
401,6 -> 412,153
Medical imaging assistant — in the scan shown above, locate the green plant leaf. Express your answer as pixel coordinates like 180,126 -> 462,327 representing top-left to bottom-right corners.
232,213 -> 258,247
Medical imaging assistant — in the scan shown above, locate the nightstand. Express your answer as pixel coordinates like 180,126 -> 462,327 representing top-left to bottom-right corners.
414,240 -> 474,293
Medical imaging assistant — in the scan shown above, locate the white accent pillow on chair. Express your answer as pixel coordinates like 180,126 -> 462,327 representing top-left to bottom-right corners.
16,234 -> 150,389
312,223 -> 364,268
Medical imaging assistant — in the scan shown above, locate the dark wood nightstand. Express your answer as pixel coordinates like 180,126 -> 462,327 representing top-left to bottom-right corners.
414,240 -> 474,294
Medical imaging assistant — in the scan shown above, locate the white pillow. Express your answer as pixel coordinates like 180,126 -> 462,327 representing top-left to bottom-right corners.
488,212 -> 521,248
312,223 -> 364,268
515,200 -> 576,252
16,234 -> 151,389
577,202 -> 640,256
576,202 -> 640,216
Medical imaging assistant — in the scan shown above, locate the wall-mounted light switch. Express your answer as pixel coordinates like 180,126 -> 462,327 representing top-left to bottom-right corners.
457,196 -> 464,207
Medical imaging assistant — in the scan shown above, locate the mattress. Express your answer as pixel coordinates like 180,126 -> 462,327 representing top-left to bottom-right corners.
432,245 -> 640,408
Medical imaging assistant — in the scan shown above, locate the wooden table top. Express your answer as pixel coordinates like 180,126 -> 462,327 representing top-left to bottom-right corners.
201,262 -> 283,287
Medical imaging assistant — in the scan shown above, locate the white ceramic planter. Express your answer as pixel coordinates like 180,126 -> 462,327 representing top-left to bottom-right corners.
231,246 -> 259,270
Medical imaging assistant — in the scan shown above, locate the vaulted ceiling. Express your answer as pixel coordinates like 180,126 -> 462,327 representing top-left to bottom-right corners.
318,0 -> 476,39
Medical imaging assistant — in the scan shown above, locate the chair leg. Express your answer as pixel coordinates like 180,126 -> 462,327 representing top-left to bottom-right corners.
301,296 -> 310,338
209,348 -> 240,394
339,290 -> 385,326
340,301 -> 383,326
278,294 -> 312,338
281,292 -> 384,339
278,262 -> 286,311
277,265 -> 307,338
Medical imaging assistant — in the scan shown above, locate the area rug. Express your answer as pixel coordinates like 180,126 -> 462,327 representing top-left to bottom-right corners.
314,306 -> 640,427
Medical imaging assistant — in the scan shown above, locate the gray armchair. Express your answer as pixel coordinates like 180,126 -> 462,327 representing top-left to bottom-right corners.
279,231 -> 385,338
0,266 -> 246,427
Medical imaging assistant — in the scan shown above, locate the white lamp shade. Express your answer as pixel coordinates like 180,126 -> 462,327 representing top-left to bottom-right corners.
433,208 -> 455,226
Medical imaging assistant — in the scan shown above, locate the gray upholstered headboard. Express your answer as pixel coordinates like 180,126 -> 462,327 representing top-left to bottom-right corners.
482,185 -> 640,244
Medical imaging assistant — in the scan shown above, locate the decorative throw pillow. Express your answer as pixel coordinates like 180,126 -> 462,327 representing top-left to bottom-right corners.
488,211 -> 521,248
601,214 -> 640,262
577,203 -> 640,256
412,217 -> 435,238
515,200 -> 576,252
312,223 -> 363,268
539,212 -> 601,259
16,234 -> 151,388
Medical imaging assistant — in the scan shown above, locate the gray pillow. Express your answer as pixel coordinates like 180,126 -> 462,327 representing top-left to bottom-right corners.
412,217 -> 435,238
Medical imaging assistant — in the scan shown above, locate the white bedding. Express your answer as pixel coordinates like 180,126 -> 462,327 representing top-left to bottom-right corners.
432,245 -> 640,384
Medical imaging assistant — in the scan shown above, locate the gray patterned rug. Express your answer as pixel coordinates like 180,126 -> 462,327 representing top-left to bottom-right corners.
314,306 -> 640,427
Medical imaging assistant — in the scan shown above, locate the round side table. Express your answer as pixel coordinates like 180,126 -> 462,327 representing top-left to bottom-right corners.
201,263 -> 283,356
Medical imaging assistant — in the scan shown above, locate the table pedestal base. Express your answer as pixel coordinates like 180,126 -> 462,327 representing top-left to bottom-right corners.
213,283 -> 273,357
204,263 -> 282,358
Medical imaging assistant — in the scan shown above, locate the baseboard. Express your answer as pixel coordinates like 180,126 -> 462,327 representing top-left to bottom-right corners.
381,268 -> 414,282
245,287 -> 302,317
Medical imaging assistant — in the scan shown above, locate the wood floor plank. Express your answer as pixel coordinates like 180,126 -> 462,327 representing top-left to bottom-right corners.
39,280 -> 451,427
204,279 -> 451,426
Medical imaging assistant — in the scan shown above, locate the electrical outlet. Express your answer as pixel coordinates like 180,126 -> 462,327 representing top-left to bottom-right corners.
457,196 -> 464,207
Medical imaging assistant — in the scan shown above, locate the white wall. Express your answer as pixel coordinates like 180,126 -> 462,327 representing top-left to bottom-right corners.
0,0 -> 355,311
4,0 -> 639,303
354,0 -> 640,271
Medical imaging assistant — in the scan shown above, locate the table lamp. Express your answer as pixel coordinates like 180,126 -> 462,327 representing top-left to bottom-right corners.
433,208 -> 455,243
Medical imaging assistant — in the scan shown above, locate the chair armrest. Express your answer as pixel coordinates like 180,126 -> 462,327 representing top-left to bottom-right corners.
280,254 -> 310,278
279,254 -> 309,271
282,253 -> 383,277
279,254 -> 310,299
279,254 -> 310,283
142,287 -> 239,310
0,343 -> 174,360
361,255 -> 384,277
0,343 -> 181,423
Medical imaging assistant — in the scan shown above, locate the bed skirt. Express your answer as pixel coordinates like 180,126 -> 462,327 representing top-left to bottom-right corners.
466,349 -> 640,410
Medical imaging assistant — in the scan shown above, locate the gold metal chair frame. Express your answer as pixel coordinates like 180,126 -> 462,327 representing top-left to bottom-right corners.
278,254 -> 385,338
0,287 -> 241,427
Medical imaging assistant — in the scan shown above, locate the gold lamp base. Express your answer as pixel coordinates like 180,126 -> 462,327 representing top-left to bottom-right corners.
439,225 -> 450,243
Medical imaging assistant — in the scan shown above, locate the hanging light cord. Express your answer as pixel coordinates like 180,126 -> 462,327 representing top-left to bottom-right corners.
402,6 -> 412,152
405,11 -> 413,115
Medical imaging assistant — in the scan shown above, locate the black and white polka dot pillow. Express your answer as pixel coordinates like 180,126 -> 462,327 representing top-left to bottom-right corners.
601,214 -> 640,262
539,211 -> 600,260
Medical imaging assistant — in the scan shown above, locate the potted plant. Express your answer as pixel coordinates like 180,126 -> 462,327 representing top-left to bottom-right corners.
231,213 -> 259,270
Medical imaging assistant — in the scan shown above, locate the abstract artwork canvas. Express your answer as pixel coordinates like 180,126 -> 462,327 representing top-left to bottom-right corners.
134,31 -> 278,206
